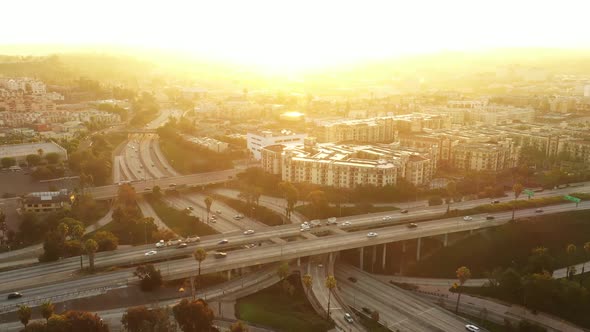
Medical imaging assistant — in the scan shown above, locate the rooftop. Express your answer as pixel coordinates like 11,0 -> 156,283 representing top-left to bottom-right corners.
0,142 -> 66,159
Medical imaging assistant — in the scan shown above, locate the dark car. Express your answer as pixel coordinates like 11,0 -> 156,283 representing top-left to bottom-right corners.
486,215 -> 495,220
491,200 -> 500,204
348,277 -> 358,283
400,209 -> 409,214
7,292 -> 22,299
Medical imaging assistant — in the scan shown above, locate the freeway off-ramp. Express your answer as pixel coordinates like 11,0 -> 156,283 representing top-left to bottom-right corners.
1,201 -> 589,312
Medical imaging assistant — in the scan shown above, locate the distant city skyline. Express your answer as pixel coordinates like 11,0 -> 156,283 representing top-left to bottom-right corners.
2,0 -> 590,71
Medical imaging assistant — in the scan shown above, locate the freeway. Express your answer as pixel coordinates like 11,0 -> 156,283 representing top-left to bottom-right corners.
307,257 -> 365,332
86,168 -> 240,200
336,264 -> 470,332
3,200 -> 588,310
2,197 -> 589,295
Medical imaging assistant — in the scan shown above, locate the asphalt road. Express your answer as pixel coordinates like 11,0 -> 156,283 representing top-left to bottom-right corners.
336,264 -> 470,332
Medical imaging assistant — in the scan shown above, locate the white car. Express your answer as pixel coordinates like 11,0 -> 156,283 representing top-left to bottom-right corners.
243,229 -> 255,235
463,216 -> 473,221
382,216 -> 393,221
465,324 -> 480,332
367,232 -> 378,238
327,217 -> 337,225
145,250 -> 157,256
155,240 -> 165,248
167,239 -> 182,246
344,313 -> 354,323
340,221 -> 352,226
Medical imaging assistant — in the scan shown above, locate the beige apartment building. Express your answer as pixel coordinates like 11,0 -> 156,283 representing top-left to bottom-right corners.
261,139 -> 437,188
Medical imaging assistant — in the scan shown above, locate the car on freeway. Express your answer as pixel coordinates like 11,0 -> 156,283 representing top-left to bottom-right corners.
491,200 -> 500,204
145,250 -> 157,256
187,206 -> 194,211
300,225 -> 310,232
400,209 -> 409,214
7,292 -> 22,300
367,232 -> 378,238
340,221 -> 352,226
209,218 -> 216,223
186,236 -> 200,243
344,313 -> 354,323
463,216 -> 473,221
348,277 -> 357,283
216,210 -> 222,214
407,223 -> 418,228
218,239 -> 229,245
327,217 -> 338,225
214,252 -> 227,259
177,243 -> 188,249
317,264 -> 323,268
465,324 -> 480,332
486,215 -> 495,220
167,239 -> 182,246
243,229 -> 255,235
535,208 -> 544,213
156,240 -> 165,248
234,214 -> 243,220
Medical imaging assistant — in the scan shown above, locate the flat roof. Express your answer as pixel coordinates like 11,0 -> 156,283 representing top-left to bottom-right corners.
0,142 -> 66,159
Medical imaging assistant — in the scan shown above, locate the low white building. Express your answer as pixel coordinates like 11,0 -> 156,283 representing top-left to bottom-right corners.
0,141 -> 68,164
247,129 -> 307,159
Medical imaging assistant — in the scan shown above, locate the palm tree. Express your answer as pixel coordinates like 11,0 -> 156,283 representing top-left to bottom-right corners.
193,247 -> 207,296
325,275 -> 337,320
37,148 -> 44,158
84,239 -> 98,271
57,222 -> 69,243
446,181 -> 457,213
566,244 -> 577,279
18,305 -> 31,328
454,266 -> 471,314
204,197 -> 213,224
41,300 -> 54,322
302,274 -> 313,295
511,183 -> 523,220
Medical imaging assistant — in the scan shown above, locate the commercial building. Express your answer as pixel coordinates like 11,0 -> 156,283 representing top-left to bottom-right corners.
261,138 -> 437,188
21,190 -> 72,214
421,104 -> 535,125
0,142 -> 68,164
247,129 -> 307,159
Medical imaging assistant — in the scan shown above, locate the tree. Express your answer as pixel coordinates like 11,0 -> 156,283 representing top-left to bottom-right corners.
193,248 -> 207,296
454,266 -> 471,314
428,195 -> 443,206
279,182 -> 298,221
93,231 -> 119,251
59,310 -> 109,332
23,321 -> 47,332
41,300 -> 55,322
26,154 -> 41,166
582,242 -> 590,279
134,264 -> 163,291
511,183 -> 523,220
18,305 -> 32,328
307,190 -> 328,219
325,275 -> 337,320
152,185 -> 162,199
1,157 -> 16,168
446,181 -> 457,213
118,184 -> 137,206
85,239 -> 98,271
57,222 -> 69,243
277,262 -> 290,281
302,274 -> 313,295
45,152 -> 61,164
230,321 -> 250,332
38,148 -> 44,157
122,306 -> 173,332
70,224 -> 84,241
566,244 -> 577,279
204,197 -> 213,224
172,298 -> 215,332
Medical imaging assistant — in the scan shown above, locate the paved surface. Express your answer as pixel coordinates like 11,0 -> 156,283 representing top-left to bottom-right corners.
336,264 -> 468,332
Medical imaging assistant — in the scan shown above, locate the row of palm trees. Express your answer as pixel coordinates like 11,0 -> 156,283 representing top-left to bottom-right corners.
17,300 -> 55,328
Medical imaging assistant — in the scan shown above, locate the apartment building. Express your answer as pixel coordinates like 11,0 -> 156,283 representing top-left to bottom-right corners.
181,134 -> 229,153
261,139 -> 437,188
247,129 -> 307,159
421,104 -> 535,125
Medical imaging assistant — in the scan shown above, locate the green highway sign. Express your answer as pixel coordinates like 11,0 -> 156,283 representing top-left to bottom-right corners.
523,189 -> 534,197
564,195 -> 581,203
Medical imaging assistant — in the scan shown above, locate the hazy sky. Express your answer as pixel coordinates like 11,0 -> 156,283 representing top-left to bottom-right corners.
2,0 -> 590,69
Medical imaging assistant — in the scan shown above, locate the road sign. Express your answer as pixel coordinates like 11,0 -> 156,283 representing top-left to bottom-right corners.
564,195 -> 581,203
523,189 -> 534,198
